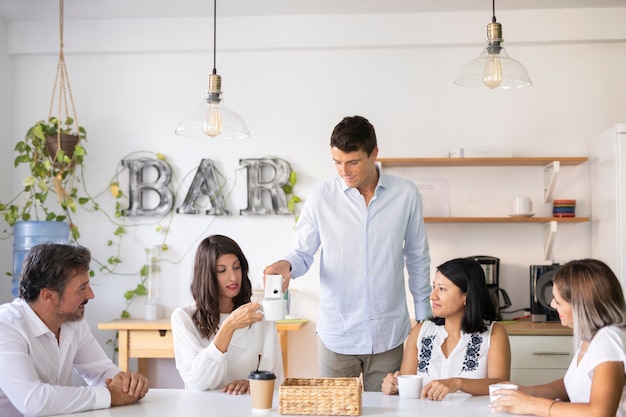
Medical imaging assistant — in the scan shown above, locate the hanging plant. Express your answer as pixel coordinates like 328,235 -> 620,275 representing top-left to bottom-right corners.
0,0 -> 87,240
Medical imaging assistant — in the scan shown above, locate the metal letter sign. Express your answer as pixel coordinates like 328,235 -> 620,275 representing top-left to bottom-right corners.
122,158 -> 174,216
239,157 -> 291,215
122,157 -> 296,217
177,159 -> 229,215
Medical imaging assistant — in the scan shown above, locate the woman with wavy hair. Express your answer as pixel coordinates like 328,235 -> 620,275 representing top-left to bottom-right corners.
491,259 -> 626,417
172,235 -> 283,394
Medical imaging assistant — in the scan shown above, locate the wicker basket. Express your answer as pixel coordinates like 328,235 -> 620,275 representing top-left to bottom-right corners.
279,377 -> 362,416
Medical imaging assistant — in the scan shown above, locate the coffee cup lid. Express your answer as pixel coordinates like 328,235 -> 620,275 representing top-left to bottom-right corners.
249,370 -> 276,380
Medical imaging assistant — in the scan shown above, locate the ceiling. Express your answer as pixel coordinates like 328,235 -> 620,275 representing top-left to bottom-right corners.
0,0 -> 625,22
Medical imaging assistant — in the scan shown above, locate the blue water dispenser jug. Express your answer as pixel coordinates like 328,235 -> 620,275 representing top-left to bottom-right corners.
12,221 -> 70,297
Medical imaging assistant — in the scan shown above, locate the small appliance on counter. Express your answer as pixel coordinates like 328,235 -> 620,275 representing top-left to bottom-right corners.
530,264 -> 561,322
466,255 -> 512,321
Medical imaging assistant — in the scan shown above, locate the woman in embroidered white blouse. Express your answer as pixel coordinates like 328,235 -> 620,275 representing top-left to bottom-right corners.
381,257 -> 511,400
171,235 -> 284,394
491,259 -> 626,417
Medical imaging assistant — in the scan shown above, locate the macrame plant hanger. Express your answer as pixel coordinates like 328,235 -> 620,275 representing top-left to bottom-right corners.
49,0 -> 80,201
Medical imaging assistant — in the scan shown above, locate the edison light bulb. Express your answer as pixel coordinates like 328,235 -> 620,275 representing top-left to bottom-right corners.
204,103 -> 223,137
483,54 -> 503,89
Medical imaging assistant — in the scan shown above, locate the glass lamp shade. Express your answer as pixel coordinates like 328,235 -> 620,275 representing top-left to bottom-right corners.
175,73 -> 250,140
175,97 -> 250,140
455,46 -> 532,89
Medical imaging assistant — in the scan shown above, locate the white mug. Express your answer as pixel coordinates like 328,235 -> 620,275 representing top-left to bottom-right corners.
489,383 -> 518,404
397,375 -> 423,399
514,196 -> 533,214
262,299 -> 287,321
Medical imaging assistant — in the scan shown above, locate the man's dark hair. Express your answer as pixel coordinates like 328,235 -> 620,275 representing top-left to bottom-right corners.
330,115 -> 377,156
19,243 -> 91,302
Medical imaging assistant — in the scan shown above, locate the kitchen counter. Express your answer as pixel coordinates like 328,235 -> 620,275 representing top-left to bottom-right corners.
501,320 -> 572,336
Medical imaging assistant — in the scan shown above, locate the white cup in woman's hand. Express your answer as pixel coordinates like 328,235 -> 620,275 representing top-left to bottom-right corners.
397,375 -> 423,399
261,299 -> 286,321
489,383 -> 518,404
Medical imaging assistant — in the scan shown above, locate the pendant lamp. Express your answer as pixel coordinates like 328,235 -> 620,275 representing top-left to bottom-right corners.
175,0 -> 250,139
454,0 -> 531,89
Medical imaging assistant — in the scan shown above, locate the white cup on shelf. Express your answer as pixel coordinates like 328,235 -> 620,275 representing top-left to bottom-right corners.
514,196 -> 533,215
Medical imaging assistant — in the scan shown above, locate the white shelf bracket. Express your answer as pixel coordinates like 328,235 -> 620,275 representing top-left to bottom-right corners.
543,161 -> 560,202
544,221 -> 558,260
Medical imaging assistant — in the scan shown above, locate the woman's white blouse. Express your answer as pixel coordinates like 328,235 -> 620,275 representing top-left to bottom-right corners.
563,325 -> 626,416
415,320 -> 493,385
171,304 -> 284,390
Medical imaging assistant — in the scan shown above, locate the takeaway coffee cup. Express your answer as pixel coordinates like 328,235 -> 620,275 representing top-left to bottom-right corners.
249,370 -> 276,411
397,374 -> 423,399
262,299 -> 287,321
514,196 -> 533,215
489,383 -> 518,404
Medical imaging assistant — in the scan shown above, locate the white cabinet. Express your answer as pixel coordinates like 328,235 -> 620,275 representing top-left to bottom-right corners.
509,335 -> 573,385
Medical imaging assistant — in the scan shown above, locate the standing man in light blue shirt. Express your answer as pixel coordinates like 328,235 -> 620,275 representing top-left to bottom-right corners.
264,115 -> 431,391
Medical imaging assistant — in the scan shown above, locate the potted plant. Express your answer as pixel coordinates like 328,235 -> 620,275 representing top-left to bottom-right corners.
2,116 -> 87,236
41,116 -> 86,169
0,115 -> 88,297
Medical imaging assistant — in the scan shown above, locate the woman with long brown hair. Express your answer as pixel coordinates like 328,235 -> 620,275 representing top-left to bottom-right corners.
172,235 -> 283,394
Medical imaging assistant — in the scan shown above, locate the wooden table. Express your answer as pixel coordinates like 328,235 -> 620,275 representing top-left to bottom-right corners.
98,318 -> 308,377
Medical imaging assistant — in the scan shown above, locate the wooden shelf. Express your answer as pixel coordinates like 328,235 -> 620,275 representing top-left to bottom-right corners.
424,217 -> 589,223
378,157 -> 588,167
378,156 -> 589,259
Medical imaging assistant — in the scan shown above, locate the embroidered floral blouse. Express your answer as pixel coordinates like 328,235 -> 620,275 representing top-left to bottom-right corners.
415,320 -> 493,385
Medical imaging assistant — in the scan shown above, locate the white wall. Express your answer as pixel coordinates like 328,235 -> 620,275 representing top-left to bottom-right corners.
2,8 -> 626,385
0,16 -> 14,304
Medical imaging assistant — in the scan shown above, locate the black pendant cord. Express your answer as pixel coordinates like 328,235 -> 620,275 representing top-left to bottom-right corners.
492,0 -> 497,23
212,0 -> 217,75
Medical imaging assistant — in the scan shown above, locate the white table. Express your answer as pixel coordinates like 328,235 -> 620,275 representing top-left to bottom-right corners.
52,389 -> 532,416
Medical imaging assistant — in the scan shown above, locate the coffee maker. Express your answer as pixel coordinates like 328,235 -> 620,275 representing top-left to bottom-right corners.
466,255 -> 511,321
529,264 -> 561,322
